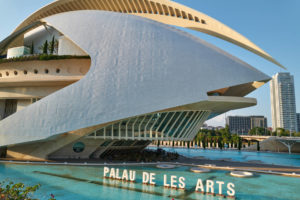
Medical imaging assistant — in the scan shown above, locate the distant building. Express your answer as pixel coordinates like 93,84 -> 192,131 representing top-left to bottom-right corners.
226,116 -> 267,135
297,113 -> 300,132
270,73 -> 297,132
251,116 -> 267,129
200,125 -> 224,131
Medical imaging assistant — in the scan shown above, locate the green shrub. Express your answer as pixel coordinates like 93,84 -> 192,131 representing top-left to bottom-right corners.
0,181 -> 56,200
0,55 -> 90,64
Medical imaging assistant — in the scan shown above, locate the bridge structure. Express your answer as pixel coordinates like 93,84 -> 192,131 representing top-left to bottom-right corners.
240,135 -> 270,142
275,137 -> 300,154
241,135 -> 300,154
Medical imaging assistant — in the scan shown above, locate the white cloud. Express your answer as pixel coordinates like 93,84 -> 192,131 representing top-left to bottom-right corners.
205,113 -> 226,127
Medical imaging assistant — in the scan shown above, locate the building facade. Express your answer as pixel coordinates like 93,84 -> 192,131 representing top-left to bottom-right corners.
270,73 -> 297,132
251,116 -> 268,130
0,0 -> 281,160
297,113 -> 300,132
226,116 -> 267,135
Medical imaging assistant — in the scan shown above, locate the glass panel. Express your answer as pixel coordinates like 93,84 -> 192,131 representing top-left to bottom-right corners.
152,113 -> 167,130
164,112 -> 181,137
101,140 -> 112,147
106,125 -> 112,137
120,120 -> 126,137
133,117 -> 141,138
113,123 -> 119,137
173,112 -> 194,138
96,129 -> 104,136
170,112 -> 186,137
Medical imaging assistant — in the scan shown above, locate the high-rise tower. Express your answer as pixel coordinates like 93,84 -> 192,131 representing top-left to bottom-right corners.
270,73 -> 297,132
297,113 -> 300,132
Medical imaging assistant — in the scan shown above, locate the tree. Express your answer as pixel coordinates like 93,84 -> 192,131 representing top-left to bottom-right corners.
49,36 -> 55,54
238,137 -> 242,150
0,181 -> 56,200
232,134 -> 239,149
30,41 -> 34,54
42,40 -> 48,54
249,127 -> 270,136
213,137 -> 217,148
276,128 -> 290,137
218,137 -> 223,150
207,132 -> 213,148
202,137 -> 206,149
294,132 -> 300,137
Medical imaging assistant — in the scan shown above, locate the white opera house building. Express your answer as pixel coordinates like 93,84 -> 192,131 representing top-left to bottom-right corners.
0,0 -> 282,160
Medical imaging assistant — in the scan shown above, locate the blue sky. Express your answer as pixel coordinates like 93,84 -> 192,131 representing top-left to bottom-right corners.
0,0 -> 299,127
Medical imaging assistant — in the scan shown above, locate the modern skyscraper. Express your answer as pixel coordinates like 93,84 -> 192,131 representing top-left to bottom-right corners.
270,73 -> 297,132
297,113 -> 300,132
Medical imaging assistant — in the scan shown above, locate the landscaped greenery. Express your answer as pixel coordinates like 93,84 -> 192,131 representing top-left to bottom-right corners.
193,126 -> 300,151
0,54 -> 90,64
0,181 -> 55,200
249,127 -> 300,137
273,128 -> 300,137
194,125 -> 242,150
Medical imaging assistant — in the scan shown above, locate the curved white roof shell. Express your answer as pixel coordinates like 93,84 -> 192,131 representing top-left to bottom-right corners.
0,11 -> 269,146
1,0 -> 284,68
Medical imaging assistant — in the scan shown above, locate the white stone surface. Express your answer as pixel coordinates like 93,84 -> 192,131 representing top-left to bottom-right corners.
0,11 -> 270,146
58,36 -> 87,56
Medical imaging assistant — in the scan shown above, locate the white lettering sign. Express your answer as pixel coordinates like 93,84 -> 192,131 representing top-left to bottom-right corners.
102,167 -> 235,197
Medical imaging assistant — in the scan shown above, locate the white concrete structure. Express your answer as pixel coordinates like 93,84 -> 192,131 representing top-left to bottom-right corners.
0,0 -> 282,160
270,73 -> 297,132
0,0 -> 284,69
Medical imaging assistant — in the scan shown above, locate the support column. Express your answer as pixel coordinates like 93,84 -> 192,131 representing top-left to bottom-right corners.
278,140 -> 296,154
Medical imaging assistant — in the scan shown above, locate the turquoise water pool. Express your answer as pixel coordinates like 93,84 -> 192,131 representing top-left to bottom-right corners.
150,147 -> 300,167
0,163 -> 299,200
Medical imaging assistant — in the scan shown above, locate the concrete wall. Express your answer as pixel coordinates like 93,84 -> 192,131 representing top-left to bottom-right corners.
0,86 -> 66,99
49,138 -> 104,159
17,99 -> 31,111
58,36 -> 87,56
0,58 -> 90,79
